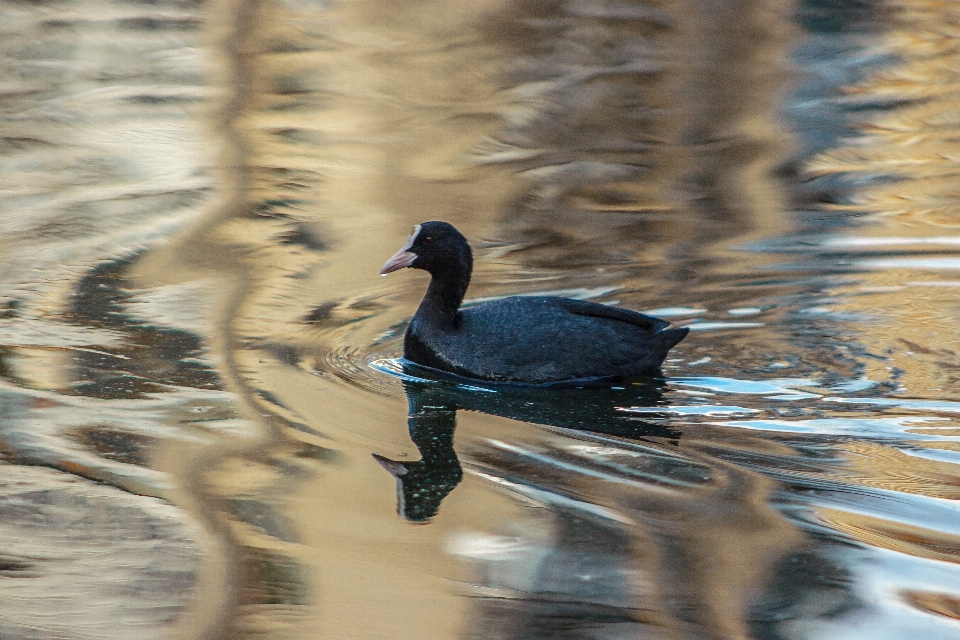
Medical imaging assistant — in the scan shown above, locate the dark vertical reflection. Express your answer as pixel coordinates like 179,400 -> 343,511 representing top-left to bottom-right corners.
376,374 -> 678,522
206,0 -> 960,636
373,373 -> 826,638
375,399 -> 462,523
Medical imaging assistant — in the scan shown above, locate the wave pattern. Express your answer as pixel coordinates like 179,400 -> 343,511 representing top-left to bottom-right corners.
3,0 -> 960,639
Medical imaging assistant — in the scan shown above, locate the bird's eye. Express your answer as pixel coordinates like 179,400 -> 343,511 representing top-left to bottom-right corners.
423,236 -> 434,244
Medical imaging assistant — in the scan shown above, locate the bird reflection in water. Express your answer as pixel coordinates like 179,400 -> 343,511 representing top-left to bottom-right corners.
374,365 -> 680,522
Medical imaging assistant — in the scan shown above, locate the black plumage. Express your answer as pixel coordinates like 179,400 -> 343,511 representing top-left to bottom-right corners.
381,221 -> 688,385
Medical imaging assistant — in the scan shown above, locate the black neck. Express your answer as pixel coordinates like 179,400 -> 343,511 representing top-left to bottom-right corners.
417,269 -> 470,326
415,240 -> 473,327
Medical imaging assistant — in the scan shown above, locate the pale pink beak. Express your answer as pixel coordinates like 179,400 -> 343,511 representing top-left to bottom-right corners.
380,225 -> 421,275
380,249 -> 417,275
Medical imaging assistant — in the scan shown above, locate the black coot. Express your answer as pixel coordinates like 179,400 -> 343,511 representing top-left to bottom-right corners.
380,221 -> 689,385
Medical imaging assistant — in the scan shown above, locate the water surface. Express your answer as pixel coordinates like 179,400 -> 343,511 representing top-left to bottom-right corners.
2,0 -> 960,638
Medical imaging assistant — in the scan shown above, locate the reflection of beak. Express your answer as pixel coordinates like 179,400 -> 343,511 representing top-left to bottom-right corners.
373,453 -> 407,477
380,249 -> 417,275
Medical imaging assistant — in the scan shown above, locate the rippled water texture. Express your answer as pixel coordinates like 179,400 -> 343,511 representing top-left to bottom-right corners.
2,0 -> 960,638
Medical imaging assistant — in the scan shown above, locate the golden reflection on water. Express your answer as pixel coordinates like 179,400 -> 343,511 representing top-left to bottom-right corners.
803,4 -> 960,616
2,0 -> 960,638
196,0 -> 809,635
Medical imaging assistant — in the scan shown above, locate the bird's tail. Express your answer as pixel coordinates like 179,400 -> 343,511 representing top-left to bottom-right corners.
658,326 -> 689,354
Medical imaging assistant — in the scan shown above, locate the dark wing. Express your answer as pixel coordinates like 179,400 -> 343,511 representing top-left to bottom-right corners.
557,298 -> 672,332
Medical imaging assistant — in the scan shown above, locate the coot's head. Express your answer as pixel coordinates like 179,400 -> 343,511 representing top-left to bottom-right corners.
380,221 -> 473,277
